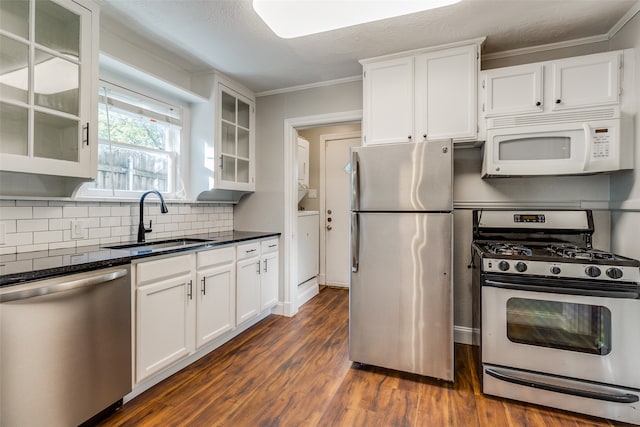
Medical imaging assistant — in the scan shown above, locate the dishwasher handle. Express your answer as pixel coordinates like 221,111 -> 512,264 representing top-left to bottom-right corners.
0,268 -> 129,303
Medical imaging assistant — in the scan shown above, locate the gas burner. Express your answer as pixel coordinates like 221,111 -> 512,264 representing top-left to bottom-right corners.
486,243 -> 533,257
547,244 -> 616,261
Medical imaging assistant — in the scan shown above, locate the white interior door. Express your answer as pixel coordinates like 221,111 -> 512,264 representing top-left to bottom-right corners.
324,135 -> 361,287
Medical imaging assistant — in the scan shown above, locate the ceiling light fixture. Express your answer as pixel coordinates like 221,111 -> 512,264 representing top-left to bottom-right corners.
252,0 -> 462,39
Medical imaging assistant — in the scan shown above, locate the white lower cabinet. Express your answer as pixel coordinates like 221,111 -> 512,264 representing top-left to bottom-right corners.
135,238 -> 279,385
135,254 -> 195,383
196,246 -> 236,348
236,238 -> 279,325
260,239 -> 279,310
236,242 -> 261,325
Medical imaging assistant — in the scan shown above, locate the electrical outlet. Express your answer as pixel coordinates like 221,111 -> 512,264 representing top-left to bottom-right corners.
71,220 -> 86,239
308,189 -> 317,199
0,223 -> 5,245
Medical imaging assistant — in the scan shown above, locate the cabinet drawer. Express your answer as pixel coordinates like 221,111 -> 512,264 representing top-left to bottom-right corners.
136,254 -> 192,286
237,242 -> 260,260
197,246 -> 235,269
261,238 -> 278,254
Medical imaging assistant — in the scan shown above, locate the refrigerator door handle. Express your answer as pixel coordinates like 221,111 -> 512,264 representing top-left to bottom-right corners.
351,150 -> 360,211
351,212 -> 359,273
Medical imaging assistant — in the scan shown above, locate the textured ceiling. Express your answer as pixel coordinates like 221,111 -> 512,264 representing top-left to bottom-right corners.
99,0 -> 639,94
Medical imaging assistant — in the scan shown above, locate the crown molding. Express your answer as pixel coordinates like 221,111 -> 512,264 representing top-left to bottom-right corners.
256,75 -> 362,97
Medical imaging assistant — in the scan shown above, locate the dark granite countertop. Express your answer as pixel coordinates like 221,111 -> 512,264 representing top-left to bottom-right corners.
0,230 -> 280,288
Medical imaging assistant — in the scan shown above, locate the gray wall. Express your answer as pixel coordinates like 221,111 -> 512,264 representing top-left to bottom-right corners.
609,12 -> 640,260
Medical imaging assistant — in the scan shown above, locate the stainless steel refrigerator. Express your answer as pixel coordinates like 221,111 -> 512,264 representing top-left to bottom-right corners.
349,139 -> 453,381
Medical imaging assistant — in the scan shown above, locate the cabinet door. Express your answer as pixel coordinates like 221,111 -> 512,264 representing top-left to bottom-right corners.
0,0 -> 97,178
552,51 -> 620,110
415,45 -> 478,141
261,251 -> 278,310
236,255 -> 261,325
196,262 -> 235,349
136,273 -> 195,382
482,63 -> 543,117
362,56 -> 414,145
216,83 -> 255,191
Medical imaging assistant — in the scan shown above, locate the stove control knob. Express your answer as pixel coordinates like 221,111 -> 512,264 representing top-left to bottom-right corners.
515,262 -> 527,272
498,261 -> 510,271
606,267 -> 623,279
585,266 -> 601,278
550,266 -> 561,275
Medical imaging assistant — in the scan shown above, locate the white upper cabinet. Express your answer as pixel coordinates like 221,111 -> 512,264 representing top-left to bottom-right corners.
0,0 -> 98,178
482,51 -> 622,119
216,78 -> 255,192
482,63 -> 543,117
361,39 -> 482,146
415,44 -> 478,141
362,56 -> 414,145
552,51 -> 620,110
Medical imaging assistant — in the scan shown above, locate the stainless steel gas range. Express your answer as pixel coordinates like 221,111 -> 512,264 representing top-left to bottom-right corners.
471,209 -> 640,425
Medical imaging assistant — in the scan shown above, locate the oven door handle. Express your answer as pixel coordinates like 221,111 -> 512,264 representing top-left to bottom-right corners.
484,279 -> 640,299
485,368 -> 639,404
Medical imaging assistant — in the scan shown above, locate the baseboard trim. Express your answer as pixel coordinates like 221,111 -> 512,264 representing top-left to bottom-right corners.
297,276 -> 319,309
454,325 -> 480,346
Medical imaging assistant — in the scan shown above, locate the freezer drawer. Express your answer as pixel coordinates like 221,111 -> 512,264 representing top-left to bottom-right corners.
349,212 -> 453,380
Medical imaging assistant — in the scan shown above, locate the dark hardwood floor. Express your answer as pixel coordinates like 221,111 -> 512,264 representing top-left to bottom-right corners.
99,287 -> 631,426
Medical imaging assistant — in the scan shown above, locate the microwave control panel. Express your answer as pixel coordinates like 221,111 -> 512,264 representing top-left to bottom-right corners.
591,127 -> 613,159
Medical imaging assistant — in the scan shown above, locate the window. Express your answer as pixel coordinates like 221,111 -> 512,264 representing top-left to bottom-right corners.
80,81 -> 185,198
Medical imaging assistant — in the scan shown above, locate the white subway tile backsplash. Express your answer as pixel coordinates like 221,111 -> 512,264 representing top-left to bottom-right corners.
49,218 -> 72,230
89,206 -> 111,217
89,227 -> 110,239
17,244 -> 49,253
17,219 -> 49,232
6,232 -> 33,246
33,206 -> 63,219
0,207 -> 33,220
63,206 -> 89,218
100,216 -> 121,227
1,200 -> 233,254
34,230 -> 63,244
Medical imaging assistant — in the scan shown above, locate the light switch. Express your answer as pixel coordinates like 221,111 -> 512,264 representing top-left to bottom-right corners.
308,189 -> 317,199
0,223 -> 5,245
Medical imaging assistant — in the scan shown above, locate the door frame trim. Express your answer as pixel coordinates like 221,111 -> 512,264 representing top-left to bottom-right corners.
282,110 -> 362,316
320,131 -> 361,287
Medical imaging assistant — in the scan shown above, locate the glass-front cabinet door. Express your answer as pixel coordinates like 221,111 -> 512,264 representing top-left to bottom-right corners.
0,0 -> 97,178
216,82 -> 255,191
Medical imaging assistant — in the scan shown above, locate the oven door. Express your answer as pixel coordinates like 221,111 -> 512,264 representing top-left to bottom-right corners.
482,275 -> 640,389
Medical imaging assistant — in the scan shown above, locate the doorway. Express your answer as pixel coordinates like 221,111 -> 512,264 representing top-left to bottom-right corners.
321,132 -> 360,287
282,110 -> 362,316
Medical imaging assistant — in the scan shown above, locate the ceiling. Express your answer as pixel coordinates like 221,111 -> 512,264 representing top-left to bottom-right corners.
99,0 -> 639,94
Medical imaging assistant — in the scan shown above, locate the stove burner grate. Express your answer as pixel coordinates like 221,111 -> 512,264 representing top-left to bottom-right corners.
547,244 -> 616,261
485,243 -> 533,257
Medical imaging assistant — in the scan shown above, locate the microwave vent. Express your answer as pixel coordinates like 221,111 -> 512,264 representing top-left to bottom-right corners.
490,108 -> 618,128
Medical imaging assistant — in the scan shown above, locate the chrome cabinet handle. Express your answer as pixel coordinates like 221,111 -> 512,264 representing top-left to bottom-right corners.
257,260 -> 261,275
0,269 -> 128,303
201,278 -> 206,295
187,280 -> 193,300
263,259 -> 268,273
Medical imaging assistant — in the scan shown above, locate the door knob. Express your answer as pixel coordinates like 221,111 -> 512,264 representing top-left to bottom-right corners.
326,225 -> 332,230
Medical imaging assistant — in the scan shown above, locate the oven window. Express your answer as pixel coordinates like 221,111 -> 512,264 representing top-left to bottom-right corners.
499,136 -> 571,160
506,298 -> 611,355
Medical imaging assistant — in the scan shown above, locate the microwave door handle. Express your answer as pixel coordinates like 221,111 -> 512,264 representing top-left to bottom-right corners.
582,123 -> 592,171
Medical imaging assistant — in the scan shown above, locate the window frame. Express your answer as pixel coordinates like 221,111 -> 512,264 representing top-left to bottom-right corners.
77,79 -> 189,201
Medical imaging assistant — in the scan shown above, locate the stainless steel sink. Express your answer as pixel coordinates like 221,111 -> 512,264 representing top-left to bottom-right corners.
104,238 -> 218,252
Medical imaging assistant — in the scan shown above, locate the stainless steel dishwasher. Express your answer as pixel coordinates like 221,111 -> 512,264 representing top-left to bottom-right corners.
0,265 -> 132,426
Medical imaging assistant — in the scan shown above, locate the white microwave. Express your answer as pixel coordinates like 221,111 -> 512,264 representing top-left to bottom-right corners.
482,118 -> 633,177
